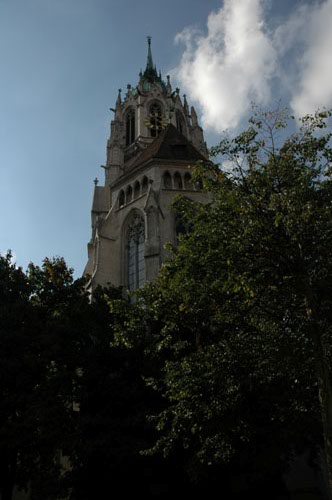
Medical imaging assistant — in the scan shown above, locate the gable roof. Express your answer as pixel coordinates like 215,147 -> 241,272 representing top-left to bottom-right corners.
130,124 -> 207,170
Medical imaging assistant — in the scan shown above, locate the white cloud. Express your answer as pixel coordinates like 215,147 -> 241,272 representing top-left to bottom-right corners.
272,5 -> 310,56
174,0 -> 332,132
221,157 -> 247,175
290,0 -> 332,117
174,0 -> 277,132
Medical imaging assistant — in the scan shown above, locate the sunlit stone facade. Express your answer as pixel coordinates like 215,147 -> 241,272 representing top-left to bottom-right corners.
84,38 -> 209,290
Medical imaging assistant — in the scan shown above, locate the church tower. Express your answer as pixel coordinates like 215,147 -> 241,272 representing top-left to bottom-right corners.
84,38 -> 209,291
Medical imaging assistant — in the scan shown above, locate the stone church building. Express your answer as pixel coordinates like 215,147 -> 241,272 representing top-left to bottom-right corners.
84,38 -> 209,290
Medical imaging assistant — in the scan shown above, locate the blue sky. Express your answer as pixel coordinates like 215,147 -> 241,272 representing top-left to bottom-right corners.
1,0 -> 331,276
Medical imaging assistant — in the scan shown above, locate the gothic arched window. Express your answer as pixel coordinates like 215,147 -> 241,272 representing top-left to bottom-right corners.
174,172 -> 183,190
175,208 -> 193,241
127,214 -> 145,291
149,103 -> 162,138
195,178 -> 204,190
176,111 -> 185,135
163,171 -> 172,189
184,172 -> 193,190
119,190 -> 125,207
134,181 -> 140,198
126,185 -> 133,203
175,212 -> 186,239
126,109 -> 136,146
142,176 -> 148,194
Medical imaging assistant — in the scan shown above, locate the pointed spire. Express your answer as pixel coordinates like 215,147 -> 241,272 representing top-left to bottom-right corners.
115,89 -> 122,120
116,88 -> 122,104
174,87 -> 181,104
191,106 -> 198,126
146,36 -> 154,71
142,36 -> 159,83
139,37 -> 168,94
166,75 -> 172,95
183,94 -> 189,115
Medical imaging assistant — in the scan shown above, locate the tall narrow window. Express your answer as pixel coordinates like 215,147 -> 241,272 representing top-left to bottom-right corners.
196,178 -> 204,190
134,181 -> 140,198
126,185 -> 133,203
142,176 -> 148,194
127,215 -> 145,291
175,210 -> 193,241
119,190 -> 125,207
184,172 -> 193,190
163,171 -> 172,188
149,103 -> 162,137
176,111 -> 185,134
126,109 -> 135,146
174,172 -> 183,190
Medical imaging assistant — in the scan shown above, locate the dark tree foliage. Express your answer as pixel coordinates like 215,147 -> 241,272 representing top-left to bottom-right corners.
0,252 -> 34,500
0,255 -> 90,500
121,109 -> 332,497
0,256 -> 195,499
2,108 -> 332,499
68,286 -> 169,499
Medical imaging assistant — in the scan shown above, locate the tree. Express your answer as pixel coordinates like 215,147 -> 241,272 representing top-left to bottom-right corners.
67,286 -> 159,499
69,286 -> 203,499
2,108 -> 332,498
0,252 -> 33,500
128,108 -> 332,496
0,253 -> 196,499
0,255 -> 90,500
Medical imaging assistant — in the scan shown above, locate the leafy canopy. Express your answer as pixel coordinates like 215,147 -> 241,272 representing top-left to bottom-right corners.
122,109 -> 332,486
